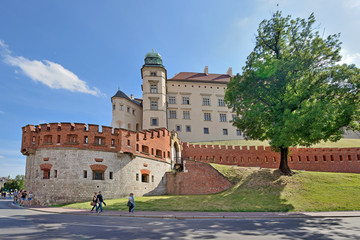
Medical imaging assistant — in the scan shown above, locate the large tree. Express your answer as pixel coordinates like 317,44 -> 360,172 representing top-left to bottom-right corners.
225,11 -> 360,175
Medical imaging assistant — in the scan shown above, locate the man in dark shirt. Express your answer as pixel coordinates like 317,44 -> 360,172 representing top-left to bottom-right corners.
96,191 -> 104,213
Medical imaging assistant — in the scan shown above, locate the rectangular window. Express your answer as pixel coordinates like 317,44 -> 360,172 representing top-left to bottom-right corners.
218,98 -> 226,106
54,170 -> 57,178
168,96 -> 176,104
142,174 -> 149,183
93,171 -> 104,180
236,129 -> 242,136
43,170 -> 50,179
186,125 -> 191,132
202,97 -> 210,106
183,111 -> 190,119
204,127 -> 209,134
223,129 -> 228,135
176,125 -> 181,132
151,100 -> 158,110
132,109 -> 135,115
127,107 -> 130,113
150,118 -> 158,126
150,84 -> 158,93
169,110 -> 177,119
113,104 -> 115,110
83,170 -> 87,178
150,72 -> 157,76
182,96 -> 190,105
152,175 -> 154,182
109,171 -> 113,179
136,173 -> 139,181
119,105 -> 123,110
204,112 -> 211,121
220,113 -> 227,122
232,114 -> 237,121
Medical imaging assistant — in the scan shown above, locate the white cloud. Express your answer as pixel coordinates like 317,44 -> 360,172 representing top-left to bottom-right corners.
0,156 -> 4,159
340,49 -> 360,67
0,40 -> 102,96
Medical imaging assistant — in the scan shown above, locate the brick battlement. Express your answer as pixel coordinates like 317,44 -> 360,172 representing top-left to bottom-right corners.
21,123 -> 172,162
182,143 -> 360,174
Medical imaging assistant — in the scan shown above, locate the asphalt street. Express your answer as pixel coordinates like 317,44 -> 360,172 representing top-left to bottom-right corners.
1,199 -> 360,239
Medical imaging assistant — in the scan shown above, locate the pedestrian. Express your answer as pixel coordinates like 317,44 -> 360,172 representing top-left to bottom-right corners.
27,191 -> 33,206
96,191 -> 104,213
128,193 -> 135,214
90,192 -> 97,212
20,190 -> 27,206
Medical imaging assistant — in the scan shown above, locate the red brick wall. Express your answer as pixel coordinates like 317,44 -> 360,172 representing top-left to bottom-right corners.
166,160 -> 233,195
182,143 -> 360,174
21,123 -> 172,162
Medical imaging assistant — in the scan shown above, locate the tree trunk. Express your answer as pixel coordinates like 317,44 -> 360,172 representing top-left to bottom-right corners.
279,147 -> 293,176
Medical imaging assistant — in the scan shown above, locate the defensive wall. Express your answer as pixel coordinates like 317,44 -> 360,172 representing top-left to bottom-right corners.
182,143 -> 360,174
21,123 -> 178,205
166,160 -> 233,195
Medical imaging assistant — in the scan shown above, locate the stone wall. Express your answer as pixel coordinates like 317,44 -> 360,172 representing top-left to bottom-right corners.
182,143 -> 360,174
166,160 -> 232,195
25,148 -> 171,205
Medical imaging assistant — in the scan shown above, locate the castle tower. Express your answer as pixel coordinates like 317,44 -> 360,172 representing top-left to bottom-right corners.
141,51 -> 167,129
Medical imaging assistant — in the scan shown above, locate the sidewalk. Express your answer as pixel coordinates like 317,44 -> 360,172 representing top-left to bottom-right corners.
24,206 -> 360,219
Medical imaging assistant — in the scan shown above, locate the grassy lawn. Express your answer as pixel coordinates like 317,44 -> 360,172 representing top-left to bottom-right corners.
60,164 -> 360,212
190,138 -> 360,148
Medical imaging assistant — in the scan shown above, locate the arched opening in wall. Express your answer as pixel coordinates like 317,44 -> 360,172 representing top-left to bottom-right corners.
40,163 -> 52,179
173,142 -> 181,165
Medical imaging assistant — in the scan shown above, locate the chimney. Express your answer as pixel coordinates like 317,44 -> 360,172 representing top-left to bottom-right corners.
226,67 -> 232,76
204,66 -> 208,75
130,94 -> 134,100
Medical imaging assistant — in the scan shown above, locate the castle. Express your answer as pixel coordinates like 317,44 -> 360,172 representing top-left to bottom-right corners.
111,51 -> 243,142
21,52 -> 360,205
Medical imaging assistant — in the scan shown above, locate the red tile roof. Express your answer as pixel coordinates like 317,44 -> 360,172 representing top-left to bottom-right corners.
168,72 -> 232,84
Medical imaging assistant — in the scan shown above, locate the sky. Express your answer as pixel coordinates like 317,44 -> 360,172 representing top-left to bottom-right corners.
0,0 -> 359,178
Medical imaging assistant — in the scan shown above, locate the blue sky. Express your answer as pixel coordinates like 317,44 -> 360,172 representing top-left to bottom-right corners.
0,0 -> 359,178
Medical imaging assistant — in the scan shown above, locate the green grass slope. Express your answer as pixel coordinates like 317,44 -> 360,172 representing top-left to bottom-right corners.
61,165 -> 360,212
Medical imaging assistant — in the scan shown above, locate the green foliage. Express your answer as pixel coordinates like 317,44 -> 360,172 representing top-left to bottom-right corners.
225,11 -> 360,174
3,175 -> 25,191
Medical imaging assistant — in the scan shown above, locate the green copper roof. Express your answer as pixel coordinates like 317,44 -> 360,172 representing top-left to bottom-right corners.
144,51 -> 163,67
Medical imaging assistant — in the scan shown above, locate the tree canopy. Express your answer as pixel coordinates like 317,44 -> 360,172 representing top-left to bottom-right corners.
225,11 -> 360,175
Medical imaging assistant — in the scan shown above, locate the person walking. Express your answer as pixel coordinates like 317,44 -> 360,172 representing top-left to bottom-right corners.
27,191 -> 33,206
90,192 -> 97,212
20,190 -> 27,206
128,193 -> 135,214
96,191 -> 104,213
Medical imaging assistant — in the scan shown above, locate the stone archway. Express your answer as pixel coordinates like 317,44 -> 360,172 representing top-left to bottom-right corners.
170,130 -> 183,171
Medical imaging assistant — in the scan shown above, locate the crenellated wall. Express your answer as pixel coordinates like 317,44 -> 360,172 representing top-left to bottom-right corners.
21,123 -> 172,162
182,143 -> 360,174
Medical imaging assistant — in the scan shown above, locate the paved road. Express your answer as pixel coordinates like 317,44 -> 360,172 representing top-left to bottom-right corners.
1,199 -> 360,239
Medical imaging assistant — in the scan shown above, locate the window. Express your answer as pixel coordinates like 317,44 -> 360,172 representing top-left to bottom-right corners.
169,110 -> 177,119
150,84 -> 158,93
176,125 -> 181,132
119,105 -> 123,110
218,98 -> 225,106
43,170 -> 50,179
183,111 -> 190,119
220,113 -> 227,122
150,118 -> 158,126
204,112 -> 211,121
83,170 -> 87,178
109,172 -> 113,180
136,173 -> 139,181
151,100 -> 158,110
113,104 -> 115,110
93,171 -> 104,180
142,174 -> 149,183
54,170 -> 57,178
152,175 -> 154,182
84,136 -> 88,144
150,71 -> 157,76
168,96 -> 176,104
232,114 -> 237,121
223,129 -> 228,135
132,109 -> 135,115
236,129 -> 242,136
182,96 -> 190,105
204,128 -> 209,134
202,97 -> 210,106
127,107 -> 130,113
186,125 -> 191,132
